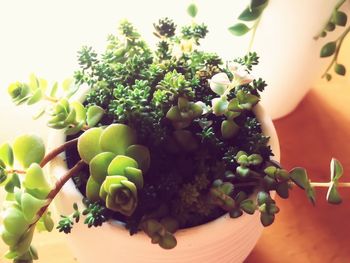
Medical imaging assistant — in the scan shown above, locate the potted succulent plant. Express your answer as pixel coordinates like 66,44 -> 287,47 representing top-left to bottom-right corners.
0,4 -> 348,263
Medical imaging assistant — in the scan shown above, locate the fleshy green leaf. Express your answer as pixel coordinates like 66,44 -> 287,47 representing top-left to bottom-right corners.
238,6 -> 264,21
250,0 -> 268,8
330,158 -> 343,182
13,135 -> 45,168
240,199 -> 256,214
71,101 -> 87,122
23,163 -> 51,199
100,124 -> 137,155
21,193 -> 46,222
27,89 -> 43,105
89,152 -> 116,184
228,23 -> 250,36
289,167 -> 309,189
326,183 -> 342,204
306,185 -> 316,205
260,213 -> 274,227
126,145 -> 151,173
187,3 -> 198,18
334,11 -> 347,26
276,181 -> 289,199
335,64 -> 346,76
77,127 -> 103,163
0,143 -> 14,167
86,105 -> 104,127
320,42 -> 336,57
50,82 -> 59,97
221,120 -> 239,139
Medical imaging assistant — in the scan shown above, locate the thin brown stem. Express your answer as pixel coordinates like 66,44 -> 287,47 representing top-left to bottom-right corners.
30,159 -> 86,228
40,137 -> 78,167
6,169 -> 26,174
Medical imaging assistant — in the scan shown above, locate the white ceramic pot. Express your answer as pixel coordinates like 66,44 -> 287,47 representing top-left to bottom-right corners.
48,104 -> 280,263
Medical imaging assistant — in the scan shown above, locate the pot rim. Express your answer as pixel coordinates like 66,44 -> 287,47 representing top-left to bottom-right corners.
47,102 -> 280,233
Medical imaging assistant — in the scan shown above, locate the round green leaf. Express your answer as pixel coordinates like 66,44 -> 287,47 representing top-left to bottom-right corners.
0,142 -> 14,167
71,101 -> 86,122
334,64 -> 346,76
107,155 -> 138,176
86,105 -> 104,127
89,152 -> 116,184
159,233 -> 177,249
27,89 -> 43,105
13,135 -> 45,168
212,97 -> 229,116
21,193 -> 46,222
125,145 -> 151,173
3,206 -> 29,236
320,42 -> 336,57
325,22 -> 335,32
187,3 -> 198,18
77,127 -> 103,163
228,23 -> 250,36
100,124 -> 137,155
23,163 -> 51,198
334,11 -> 347,26
221,120 -> 239,139
260,212 -> 274,227
86,176 -> 101,202
240,199 -> 256,214
238,7 -> 263,21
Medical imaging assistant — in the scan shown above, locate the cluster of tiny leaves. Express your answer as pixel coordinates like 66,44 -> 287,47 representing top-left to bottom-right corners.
316,0 -> 349,81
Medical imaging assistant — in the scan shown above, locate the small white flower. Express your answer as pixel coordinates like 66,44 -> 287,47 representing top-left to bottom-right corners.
209,73 -> 231,95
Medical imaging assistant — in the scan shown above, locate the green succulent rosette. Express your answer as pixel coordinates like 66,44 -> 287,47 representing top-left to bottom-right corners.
78,124 -> 150,216
48,98 -> 77,129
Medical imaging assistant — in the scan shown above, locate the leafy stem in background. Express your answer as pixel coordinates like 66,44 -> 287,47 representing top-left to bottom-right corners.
228,0 -> 269,51
316,0 -> 349,80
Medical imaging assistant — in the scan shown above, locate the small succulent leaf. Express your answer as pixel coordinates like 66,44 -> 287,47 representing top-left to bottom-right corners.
248,154 -> 263,165
86,105 -> 104,127
50,82 -> 59,97
306,186 -> 316,205
124,167 -> 143,189
27,89 -> 43,105
334,11 -> 347,26
21,193 -> 46,222
250,0 -> 268,8
42,212 -> 54,232
209,73 -> 230,95
0,143 -> 14,167
212,97 -> 229,116
257,191 -> 270,206
236,166 -> 250,177
62,78 -> 74,92
160,217 -> 179,233
89,152 -> 116,184
221,120 -> 239,139
3,206 -> 29,236
334,64 -> 346,76
320,42 -> 336,57
228,23 -> 250,36
86,176 -> 101,202
238,6 -> 263,21
107,155 -> 138,176
159,232 -> 177,249
187,3 -> 198,18
13,135 -> 45,168
77,127 -> 103,163
220,182 -> 234,195
276,181 -> 289,199
71,101 -> 87,122
100,124 -> 137,155
260,212 -> 275,227
229,208 -> 243,218
240,199 -> 256,214
126,145 -> 151,173
28,74 -> 39,91
289,167 -> 309,190
264,166 -> 277,178
326,183 -> 342,204
23,163 -> 51,198
330,158 -> 343,182
4,173 -> 21,193
234,191 -> 247,204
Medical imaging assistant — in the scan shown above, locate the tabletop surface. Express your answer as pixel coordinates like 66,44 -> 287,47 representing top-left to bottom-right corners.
1,81 -> 349,263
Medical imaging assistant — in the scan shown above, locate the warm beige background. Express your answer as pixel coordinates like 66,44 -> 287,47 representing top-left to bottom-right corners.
1,1 -> 350,262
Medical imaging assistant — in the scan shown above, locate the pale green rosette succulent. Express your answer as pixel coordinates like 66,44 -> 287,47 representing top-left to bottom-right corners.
78,124 -> 150,216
